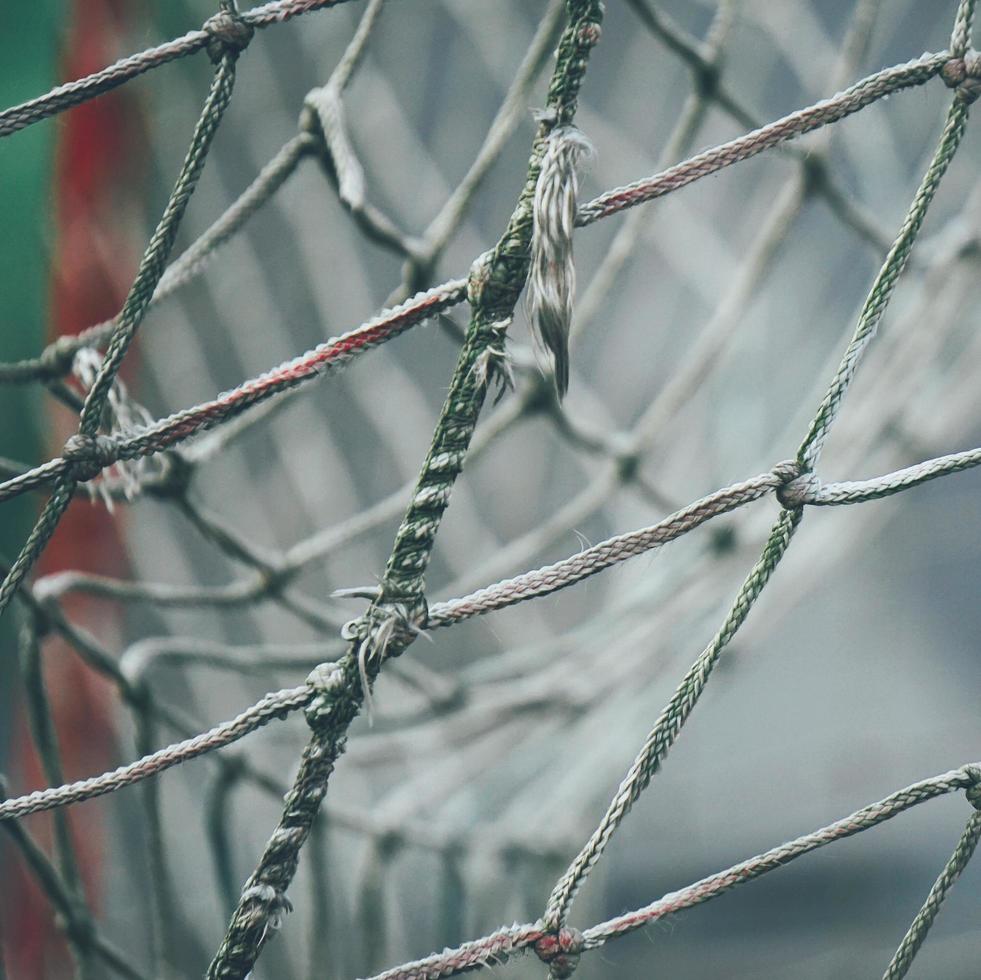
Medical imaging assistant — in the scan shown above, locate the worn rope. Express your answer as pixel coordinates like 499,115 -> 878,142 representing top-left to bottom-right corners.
883,777 -> 981,979
0,279 -> 467,505
542,505 -> 802,930
798,96 -> 972,471
204,4 -> 605,978
0,0 -> 356,139
427,443 -> 981,626
0,52 -> 241,618
359,765 -> 981,978
362,922 -> 544,980
0,685 -> 314,822
2,1 -> 980,977
380,1 -> 604,615
581,765 -> 981,949
542,39 -> 974,932
576,52 -> 949,226
429,470 -> 783,625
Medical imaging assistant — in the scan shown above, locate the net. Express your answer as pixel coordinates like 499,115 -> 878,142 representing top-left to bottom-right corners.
2,1 -> 981,977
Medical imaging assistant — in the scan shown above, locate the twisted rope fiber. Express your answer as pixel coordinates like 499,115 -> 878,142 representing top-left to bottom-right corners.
527,125 -> 594,396
7,440 -> 981,829
542,504 -> 802,930
363,922 -> 545,980
360,766 -> 981,979
0,133 -> 315,385
7,441 -> 980,830
427,444 -> 981,626
0,281 -> 466,505
541,53 -> 974,934
205,5 -> 604,977
0,0 -> 356,138
884,787 -> 981,979
380,4 -> 603,613
0,47 -> 961,417
430,470 -> 783,625
0,43 -> 953,392
0,53 -> 242,619
0,685 -> 313,822
2,1 -> 980,976
0,43 -> 951,391
798,97 -> 972,471
576,51 -> 949,226
580,766 -> 981,949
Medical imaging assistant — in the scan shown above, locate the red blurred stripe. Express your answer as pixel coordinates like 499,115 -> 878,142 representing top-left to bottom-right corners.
9,2 -> 143,976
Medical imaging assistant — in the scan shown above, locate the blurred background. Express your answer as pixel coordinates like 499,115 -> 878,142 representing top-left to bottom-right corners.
2,0 -> 981,977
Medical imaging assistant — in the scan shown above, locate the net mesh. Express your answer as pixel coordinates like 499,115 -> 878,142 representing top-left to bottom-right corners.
2,0 -> 981,977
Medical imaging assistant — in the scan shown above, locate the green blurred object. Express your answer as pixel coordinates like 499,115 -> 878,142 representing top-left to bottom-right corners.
0,2 -> 62,728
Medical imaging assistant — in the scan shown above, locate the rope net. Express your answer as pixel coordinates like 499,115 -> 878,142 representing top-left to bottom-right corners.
2,0 -> 981,976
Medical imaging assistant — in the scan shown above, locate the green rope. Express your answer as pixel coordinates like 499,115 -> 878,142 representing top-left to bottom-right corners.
797,97 -> 971,473
381,0 -> 604,613
543,56 -> 974,936
883,796 -> 981,979
205,4 -> 605,978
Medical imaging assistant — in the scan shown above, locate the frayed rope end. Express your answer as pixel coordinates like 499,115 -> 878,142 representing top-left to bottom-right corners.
528,124 -> 594,399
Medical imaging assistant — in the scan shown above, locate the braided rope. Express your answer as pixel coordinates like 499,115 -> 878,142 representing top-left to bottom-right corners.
205,6 -> 605,977
2,1 -> 980,977
883,793 -> 981,978
427,443 -> 981,625
581,766 -> 981,949
0,279 -> 467,504
353,765 -> 981,978
576,52 -> 949,226
0,54 -> 241,617
0,685 -> 313,821
0,0 -> 356,138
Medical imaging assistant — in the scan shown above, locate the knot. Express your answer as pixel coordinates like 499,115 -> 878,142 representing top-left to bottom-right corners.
534,927 -> 584,979
203,10 -> 254,64
772,460 -> 820,509
964,765 -> 981,810
338,600 -> 428,724
304,660 -> 344,723
39,335 -> 80,380
306,661 -> 343,694
941,50 -> 981,104
466,250 -> 494,308
62,433 -> 116,484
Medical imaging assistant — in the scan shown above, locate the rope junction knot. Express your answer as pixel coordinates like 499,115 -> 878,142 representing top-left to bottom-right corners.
203,10 -> 255,64
963,765 -> 981,810
61,433 -> 116,484
534,926 -> 584,979
772,460 -> 821,509
340,601 -> 428,719
39,335 -> 82,380
941,49 -> 981,103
